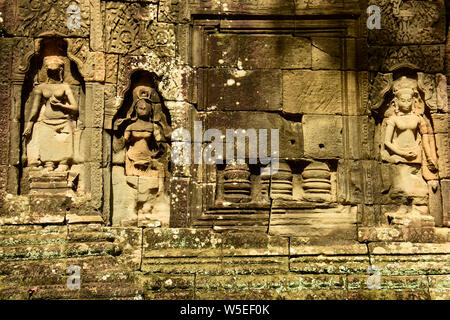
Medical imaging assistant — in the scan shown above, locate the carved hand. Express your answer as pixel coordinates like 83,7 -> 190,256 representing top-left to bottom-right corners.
23,123 -> 33,138
403,150 -> 417,160
427,158 -> 438,173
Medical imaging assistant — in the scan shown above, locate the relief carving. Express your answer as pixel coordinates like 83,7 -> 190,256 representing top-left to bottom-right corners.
369,73 -> 393,112
368,0 -> 445,45
15,0 -> 90,37
222,163 -> 252,203
23,55 -> 78,174
104,1 -> 175,56
368,45 -> 444,73
378,75 -> 442,225
301,162 -> 332,202
112,72 -> 172,227
118,86 -> 171,178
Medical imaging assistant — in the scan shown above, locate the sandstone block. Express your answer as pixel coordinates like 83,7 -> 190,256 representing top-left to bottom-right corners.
302,115 -> 343,158
283,70 -> 343,115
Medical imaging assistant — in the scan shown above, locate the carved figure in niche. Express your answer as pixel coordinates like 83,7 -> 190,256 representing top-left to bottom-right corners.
23,55 -> 78,172
118,85 -> 171,180
383,76 -> 439,186
112,81 -> 172,227
380,75 -> 441,224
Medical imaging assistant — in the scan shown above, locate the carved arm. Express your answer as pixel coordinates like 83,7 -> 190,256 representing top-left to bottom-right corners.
23,87 -> 43,138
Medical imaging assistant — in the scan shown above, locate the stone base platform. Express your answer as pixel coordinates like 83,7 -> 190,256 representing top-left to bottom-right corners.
0,225 -> 448,300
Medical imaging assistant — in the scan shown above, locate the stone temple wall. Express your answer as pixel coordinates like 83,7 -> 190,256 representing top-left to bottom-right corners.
0,0 -> 448,299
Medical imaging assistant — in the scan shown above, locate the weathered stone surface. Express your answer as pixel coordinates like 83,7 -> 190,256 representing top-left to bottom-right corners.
367,0 -> 445,45
0,85 -> 10,166
195,274 -> 346,300
104,1 -> 175,56
343,116 -> 376,160
337,160 -> 382,205
290,239 -> 369,274
10,0 -> 90,37
0,166 -> 8,198
221,232 -> 288,256
312,37 -> 341,70
269,205 -> 358,240
431,113 -> 449,134
359,226 -> 450,243
200,68 -> 282,111
0,0 -> 448,302
170,178 -> 191,227
428,275 -> 450,300
435,133 -> 450,179
206,34 -> 311,69
283,70 -> 342,115
302,115 -> 343,158
0,38 -> 13,82
143,228 -> 222,258
442,180 -> 450,227
89,0 -> 103,52
347,275 -> 430,300
369,45 -> 445,73
142,274 -> 195,300
205,111 -> 303,159
290,255 -> 369,275
117,55 -> 194,103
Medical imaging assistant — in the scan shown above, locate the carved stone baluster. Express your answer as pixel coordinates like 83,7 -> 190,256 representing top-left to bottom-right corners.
270,161 -> 293,200
302,162 -> 332,202
223,163 -> 251,203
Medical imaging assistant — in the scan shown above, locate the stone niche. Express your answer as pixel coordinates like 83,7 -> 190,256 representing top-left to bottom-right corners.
5,36 -> 104,224
366,70 -> 447,233
190,16 -> 364,242
111,70 -> 172,227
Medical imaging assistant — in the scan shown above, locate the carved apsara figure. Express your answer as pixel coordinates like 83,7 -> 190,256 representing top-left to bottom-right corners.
383,76 -> 439,187
23,55 -> 78,172
117,85 -> 171,177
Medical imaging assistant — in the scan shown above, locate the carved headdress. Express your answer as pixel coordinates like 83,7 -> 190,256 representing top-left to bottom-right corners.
120,85 -> 172,141
43,55 -> 65,82
391,76 -> 424,115
392,76 -> 417,96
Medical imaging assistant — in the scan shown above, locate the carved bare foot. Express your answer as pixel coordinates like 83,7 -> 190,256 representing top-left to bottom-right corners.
55,163 -> 69,172
29,161 -> 42,171
44,162 -> 55,171
429,180 -> 439,193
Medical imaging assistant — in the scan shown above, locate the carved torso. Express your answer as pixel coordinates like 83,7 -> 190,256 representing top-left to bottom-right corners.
38,83 -> 71,120
387,114 -> 421,151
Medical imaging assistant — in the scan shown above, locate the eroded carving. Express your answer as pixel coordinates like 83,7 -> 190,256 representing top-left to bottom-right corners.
104,1 -> 175,56
270,161 -> 293,200
15,0 -> 90,37
23,55 -> 78,174
301,162 -> 332,202
368,0 -> 445,45
223,163 -> 252,203
369,46 -> 444,73
379,75 -> 441,224
112,73 -> 172,227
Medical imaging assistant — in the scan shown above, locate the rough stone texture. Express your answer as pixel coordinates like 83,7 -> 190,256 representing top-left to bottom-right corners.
205,111 -> 303,159
302,115 -> 343,159
283,70 -> 343,115
200,68 -> 282,111
205,34 -> 311,69
0,226 -> 446,300
0,0 -> 448,301
368,46 -> 445,73
367,0 -> 446,45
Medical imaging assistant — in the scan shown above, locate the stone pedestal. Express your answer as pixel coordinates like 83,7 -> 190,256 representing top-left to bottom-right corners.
29,170 -> 77,196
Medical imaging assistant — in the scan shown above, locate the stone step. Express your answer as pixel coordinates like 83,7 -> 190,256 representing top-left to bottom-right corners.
0,241 -> 121,261
0,282 -> 142,300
